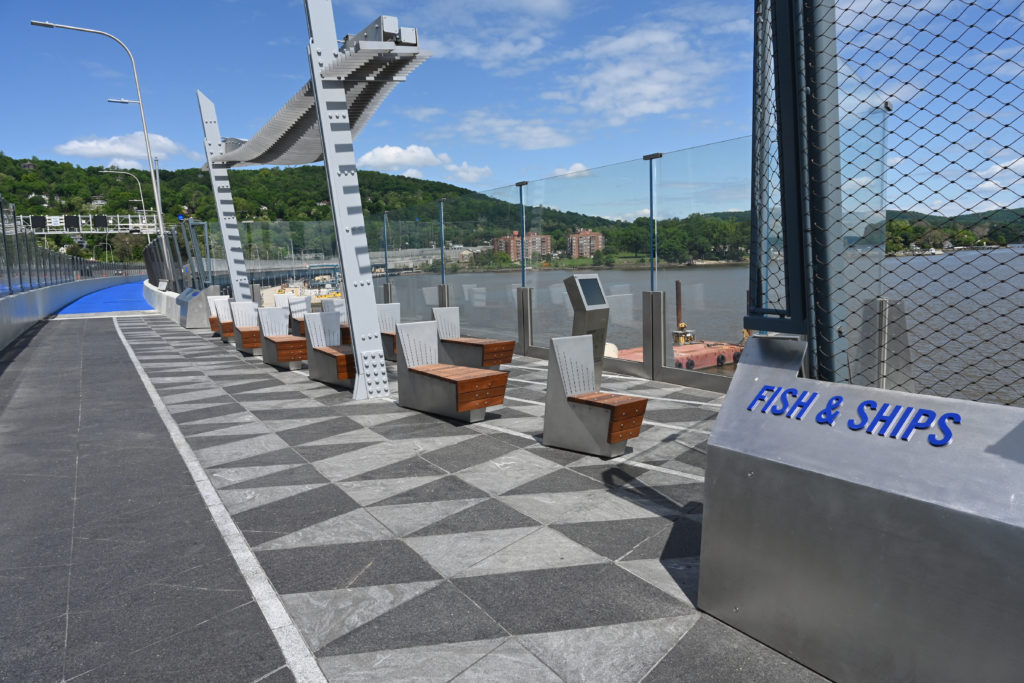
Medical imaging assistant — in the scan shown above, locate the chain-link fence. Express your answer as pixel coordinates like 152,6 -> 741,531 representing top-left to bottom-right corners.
750,0 -> 1024,407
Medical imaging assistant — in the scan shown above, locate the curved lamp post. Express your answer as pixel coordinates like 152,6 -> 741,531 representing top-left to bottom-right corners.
99,169 -> 147,227
31,19 -> 170,278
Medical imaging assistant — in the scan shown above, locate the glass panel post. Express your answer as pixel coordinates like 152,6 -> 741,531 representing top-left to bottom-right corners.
516,181 -> 528,288
643,153 -> 663,292
439,198 -> 446,285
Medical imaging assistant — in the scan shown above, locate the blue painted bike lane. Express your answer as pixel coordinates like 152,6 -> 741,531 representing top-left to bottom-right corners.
57,280 -> 153,314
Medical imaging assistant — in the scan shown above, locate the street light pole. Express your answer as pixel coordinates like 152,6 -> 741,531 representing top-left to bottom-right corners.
98,169 -> 146,228
31,19 -> 170,279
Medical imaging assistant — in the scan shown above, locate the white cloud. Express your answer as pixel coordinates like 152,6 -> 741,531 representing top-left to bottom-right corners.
445,161 -> 492,184
405,107 -> 445,122
402,168 -> 424,179
55,131 -> 197,161
107,158 -> 144,169
393,0 -> 572,74
542,13 -> 750,126
357,144 -> 451,171
458,110 -> 572,150
553,162 -> 591,177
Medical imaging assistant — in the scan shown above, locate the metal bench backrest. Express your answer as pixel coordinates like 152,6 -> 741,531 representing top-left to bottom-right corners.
207,295 -> 229,318
305,312 -> 340,348
257,307 -> 290,336
214,298 -> 234,323
377,303 -> 400,333
397,320 -> 438,368
321,298 -> 348,323
551,335 -> 597,396
273,293 -> 292,308
288,296 -> 312,319
432,307 -> 461,340
230,301 -> 258,328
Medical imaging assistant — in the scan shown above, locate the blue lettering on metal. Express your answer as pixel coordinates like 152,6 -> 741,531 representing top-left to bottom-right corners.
748,385 -> 961,447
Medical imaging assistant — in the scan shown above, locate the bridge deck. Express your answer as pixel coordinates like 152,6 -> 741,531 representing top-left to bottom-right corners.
0,310 -> 823,682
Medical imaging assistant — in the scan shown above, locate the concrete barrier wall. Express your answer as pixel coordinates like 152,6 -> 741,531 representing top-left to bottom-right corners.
0,276 -> 142,352
142,280 -> 181,322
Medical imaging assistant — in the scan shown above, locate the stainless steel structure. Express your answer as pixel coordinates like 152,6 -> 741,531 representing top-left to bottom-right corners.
196,91 -> 252,303
213,299 -> 235,345
699,335 -> 1024,682
396,320 -> 494,423
305,312 -> 352,389
194,2 -> 426,399
543,335 -> 629,458
257,307 -> 302,370
230,301 -> 262,356
564,274 -> 610,384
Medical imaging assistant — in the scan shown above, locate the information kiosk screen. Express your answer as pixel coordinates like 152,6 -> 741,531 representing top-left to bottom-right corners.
579,277 -> 606,307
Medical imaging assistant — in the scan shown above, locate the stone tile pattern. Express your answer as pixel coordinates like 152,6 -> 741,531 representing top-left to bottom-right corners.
115,316 -> 823,683
0,318 -> 289,681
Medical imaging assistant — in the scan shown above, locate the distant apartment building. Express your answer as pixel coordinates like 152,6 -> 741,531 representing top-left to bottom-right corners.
566,229 -> 605,258
492,230 -> 551,261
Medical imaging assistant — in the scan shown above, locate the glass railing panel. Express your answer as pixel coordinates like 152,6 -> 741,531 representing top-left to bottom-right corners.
515,158 -> 648,356
655,137 -> 752,373
382,198 -> 441,322
439,191 -> 520,340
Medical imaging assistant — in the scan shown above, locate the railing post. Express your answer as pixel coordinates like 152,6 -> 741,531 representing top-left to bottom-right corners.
516,181 -> 528,286
643,153 -> 662,292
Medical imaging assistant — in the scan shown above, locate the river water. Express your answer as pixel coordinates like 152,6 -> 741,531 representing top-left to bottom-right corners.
385,249 -> 1024,406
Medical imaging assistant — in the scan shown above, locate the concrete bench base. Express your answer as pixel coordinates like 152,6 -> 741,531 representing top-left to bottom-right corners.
402,363 -> 509,423
308,344 -> 356,388
234,326 -> 263,356
439,337 -> 515,370
543,335 -> 648,458
262,334 -> 306,369
381,331 -> 397,362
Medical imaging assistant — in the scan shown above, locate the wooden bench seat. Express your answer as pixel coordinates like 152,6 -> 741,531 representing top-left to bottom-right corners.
314,344 -> 357,380
397,320 -> 508,422
209,315 -> 220,333
443,338 -> 515,367
567,392 -> 648,443
409,364 -> 509,412
235,326 -> 261,351
543,335 -> 648,457
264,335 -> 308,362
340,324 -> 353,346
432,307 -> 515,370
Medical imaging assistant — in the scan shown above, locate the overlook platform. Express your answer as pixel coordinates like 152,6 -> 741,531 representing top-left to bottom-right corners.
0,307 -> 822,682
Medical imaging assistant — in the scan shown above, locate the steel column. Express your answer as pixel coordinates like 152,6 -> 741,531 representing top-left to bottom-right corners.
196,91 -> 253,302
302,0 -> 388,399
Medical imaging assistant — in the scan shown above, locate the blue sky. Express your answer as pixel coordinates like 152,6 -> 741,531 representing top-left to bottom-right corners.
1,0 -> 755,194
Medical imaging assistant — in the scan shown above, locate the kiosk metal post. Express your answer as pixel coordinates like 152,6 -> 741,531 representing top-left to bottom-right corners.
563,273 -> 610,384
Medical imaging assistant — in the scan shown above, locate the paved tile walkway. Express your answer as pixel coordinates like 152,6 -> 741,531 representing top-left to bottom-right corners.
2,312 -> 825,681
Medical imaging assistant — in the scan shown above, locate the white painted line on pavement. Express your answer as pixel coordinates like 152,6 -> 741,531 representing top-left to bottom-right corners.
114,318 -> 327,683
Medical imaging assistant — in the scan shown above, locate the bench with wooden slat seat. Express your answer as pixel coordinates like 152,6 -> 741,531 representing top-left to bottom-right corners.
230,301 -> 263,356
207,295 -> 229,337
543,335 -> 648,457
397,320 -> 508,423
432,307 -> 515,370
409,363 -> 509,412
213,298 -> 235,345
304,311 -> 356,389
567,391 -> 648,443
442,337 -> 515,369
321,299 -> 354,346
258,307 -> 308,370
287,295 -> 312,337
378,303 -> 401,362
